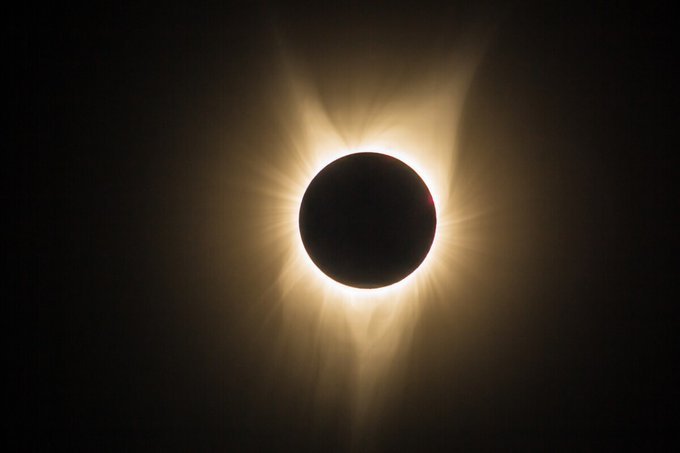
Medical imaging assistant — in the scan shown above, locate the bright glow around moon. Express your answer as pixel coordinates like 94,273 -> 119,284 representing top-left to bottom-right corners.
221,39 -> 490,435
274,77 -> 473,310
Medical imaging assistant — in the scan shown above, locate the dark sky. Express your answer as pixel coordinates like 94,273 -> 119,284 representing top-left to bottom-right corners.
9,1 -> 675,451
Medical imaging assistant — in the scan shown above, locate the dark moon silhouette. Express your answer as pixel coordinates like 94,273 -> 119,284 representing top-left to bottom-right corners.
299,152 -> 437,288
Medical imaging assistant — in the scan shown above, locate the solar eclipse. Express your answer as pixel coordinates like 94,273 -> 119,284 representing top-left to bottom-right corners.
23,2 -> 652,450
239,39 -> 484,437
299,152 -> 437,289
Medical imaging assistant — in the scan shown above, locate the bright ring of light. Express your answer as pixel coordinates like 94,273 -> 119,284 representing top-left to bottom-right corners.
290,146 -> 447,304
298,151 -> 438,290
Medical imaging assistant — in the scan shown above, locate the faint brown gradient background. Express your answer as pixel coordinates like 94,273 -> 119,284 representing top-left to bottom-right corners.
9,1 -> 672,451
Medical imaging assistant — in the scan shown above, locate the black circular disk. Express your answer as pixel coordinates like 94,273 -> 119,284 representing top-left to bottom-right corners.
299,152 -> 437,289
